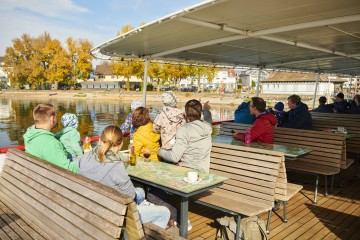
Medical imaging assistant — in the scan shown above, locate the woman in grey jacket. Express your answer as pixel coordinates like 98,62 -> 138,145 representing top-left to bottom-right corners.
148,100 -> 213,229
158,99 -> 213,173
78,125 -> 170,229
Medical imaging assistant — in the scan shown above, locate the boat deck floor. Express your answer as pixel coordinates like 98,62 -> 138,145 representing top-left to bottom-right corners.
1,162 -> 359,239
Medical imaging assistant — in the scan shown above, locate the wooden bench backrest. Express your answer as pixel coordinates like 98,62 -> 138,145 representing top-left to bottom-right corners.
210,142 -> 283,208
0,149 -> 145,240
220,122 -> 345,170
310,112 -> 360,154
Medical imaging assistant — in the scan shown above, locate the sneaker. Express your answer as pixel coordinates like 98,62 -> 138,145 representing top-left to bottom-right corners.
139,199 -> 154,206
174,219 -> 192,231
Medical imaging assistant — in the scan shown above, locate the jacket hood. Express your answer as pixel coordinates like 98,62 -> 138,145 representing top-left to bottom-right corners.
186,120 -> 212,138
78,150 -> 119,182
162,106 -> 185,123
23,125 -> 55,144
297,102 -> 309,111
236,102 -> 249,110
137,122 -> 161,143
258,112 -> 278,127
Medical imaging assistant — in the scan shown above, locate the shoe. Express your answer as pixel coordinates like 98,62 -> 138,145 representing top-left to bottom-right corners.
174,219 -> 192,231
139,199 -> 154,206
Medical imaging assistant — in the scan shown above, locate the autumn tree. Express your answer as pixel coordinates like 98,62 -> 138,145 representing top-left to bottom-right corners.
66,38 -> 93,83
4,32 -> 93,88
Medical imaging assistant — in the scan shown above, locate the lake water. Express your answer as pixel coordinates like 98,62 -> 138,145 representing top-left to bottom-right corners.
0,97 -> 235,148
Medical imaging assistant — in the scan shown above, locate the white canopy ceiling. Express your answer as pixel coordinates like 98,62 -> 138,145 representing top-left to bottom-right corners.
91,0 -> 360,76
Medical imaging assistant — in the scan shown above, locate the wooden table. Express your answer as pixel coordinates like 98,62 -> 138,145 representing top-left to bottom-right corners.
212,135 -> 312,160
126,158 -> 228,238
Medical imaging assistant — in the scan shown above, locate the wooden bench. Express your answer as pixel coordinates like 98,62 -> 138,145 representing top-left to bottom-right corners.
220,122 -> 345,204
311,112 -> 360,174
192,142 -> 283,237
0,149 -> 183,240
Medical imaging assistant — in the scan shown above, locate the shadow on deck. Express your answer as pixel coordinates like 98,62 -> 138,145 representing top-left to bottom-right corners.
187,163 -> 360,240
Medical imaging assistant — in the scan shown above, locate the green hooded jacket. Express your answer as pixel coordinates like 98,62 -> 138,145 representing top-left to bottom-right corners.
55,127 -> 83,157
23,126 -> 78,173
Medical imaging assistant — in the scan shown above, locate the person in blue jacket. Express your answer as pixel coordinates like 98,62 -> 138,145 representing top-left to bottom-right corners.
328,93 -> 350,113
234,101 -> 255,124
314,96 -> 334,113
278,94 -> 312,130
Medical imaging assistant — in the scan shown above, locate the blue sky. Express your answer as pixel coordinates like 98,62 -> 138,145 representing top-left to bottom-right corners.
0,0 -> 203,55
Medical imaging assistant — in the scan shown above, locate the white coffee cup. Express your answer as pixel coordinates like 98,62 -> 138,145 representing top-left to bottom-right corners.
187,171 -> 198,183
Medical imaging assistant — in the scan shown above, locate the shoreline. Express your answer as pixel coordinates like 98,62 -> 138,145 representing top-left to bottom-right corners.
0,89 -> 296,106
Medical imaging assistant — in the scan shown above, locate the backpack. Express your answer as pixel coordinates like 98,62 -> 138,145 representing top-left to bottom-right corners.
216,215 -> 268,240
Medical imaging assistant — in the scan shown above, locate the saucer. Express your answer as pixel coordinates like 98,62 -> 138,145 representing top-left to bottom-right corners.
183,177 -> 202,183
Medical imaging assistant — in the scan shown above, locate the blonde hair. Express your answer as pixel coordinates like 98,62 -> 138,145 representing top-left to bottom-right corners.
33,104 -> 55,124
97,125 -> 123,163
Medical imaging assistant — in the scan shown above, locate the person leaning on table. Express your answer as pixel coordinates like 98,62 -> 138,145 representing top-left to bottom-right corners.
233,97 -> 277,144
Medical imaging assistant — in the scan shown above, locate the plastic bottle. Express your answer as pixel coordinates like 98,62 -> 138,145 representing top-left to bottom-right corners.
129,138 -> 136,166
245,128 -> 251,144
83,136 -> 91,152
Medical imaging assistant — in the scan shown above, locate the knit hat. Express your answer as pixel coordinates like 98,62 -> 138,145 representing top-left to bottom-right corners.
131,99 -> 142,111
336,93 -> 344,100
61,113 -> 78,129
274,102 -> 284,111
162,91 -> 177,107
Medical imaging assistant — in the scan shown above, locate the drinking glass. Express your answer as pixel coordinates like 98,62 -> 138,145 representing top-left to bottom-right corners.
143,147 -> 151,163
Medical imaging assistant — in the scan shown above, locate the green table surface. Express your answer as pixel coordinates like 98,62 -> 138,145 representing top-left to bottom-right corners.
126,158 -> 228,194
212,135 -> 312,159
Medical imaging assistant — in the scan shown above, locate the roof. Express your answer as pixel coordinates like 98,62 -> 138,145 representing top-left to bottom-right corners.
262,72 -> 347,83
94,65 -> 112,75
91,0 -> 360,76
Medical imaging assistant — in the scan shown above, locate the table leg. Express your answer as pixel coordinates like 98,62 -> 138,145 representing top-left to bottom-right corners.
180,196 -> 189,238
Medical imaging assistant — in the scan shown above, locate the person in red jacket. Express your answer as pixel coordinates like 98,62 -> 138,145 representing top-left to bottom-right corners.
233,97 -> 277,144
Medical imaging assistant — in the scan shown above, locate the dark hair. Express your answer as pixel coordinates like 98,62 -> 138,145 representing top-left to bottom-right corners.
288,94 -> 301,105
319,96 -> 327,104
251,97 -> 266,112
132,107 -> 151,127
98,125 -> 123,163
33,104 -> 55,124
185,99 -> 202,122
336,92 -> 344,99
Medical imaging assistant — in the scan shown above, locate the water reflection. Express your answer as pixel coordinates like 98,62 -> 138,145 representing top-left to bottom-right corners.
0,97 -> 236,148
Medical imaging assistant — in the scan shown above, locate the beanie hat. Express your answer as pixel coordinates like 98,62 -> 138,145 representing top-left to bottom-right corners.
274,102 -> 284,111
336,93 -> 344,99
61,113 -> 78,129
162,91 -> 177,107
131,99 -> 142,111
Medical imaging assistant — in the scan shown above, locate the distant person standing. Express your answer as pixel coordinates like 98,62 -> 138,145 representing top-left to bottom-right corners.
233,97 -> 277,144
278,94 -> 312,130
328,93 -> 349,113
313,96 -> 333,113
234,101 -> 255,124
23,104 -> 78,173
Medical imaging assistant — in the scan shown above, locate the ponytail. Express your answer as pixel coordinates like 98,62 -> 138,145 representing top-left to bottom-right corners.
97,125 -> 123,163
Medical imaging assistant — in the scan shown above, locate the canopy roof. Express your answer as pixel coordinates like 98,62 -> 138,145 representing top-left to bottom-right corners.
91,0 -> 360,76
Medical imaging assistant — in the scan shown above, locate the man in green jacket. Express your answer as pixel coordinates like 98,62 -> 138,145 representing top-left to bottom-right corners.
23,104 -> 78,173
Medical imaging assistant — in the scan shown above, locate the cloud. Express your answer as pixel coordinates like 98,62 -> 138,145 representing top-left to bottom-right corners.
0,0 -> 89,18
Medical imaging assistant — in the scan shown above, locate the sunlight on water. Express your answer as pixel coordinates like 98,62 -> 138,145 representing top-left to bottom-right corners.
0,97 -> 235,148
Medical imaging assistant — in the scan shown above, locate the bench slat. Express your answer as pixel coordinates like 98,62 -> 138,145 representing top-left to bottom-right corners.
2,165 -> 122,238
